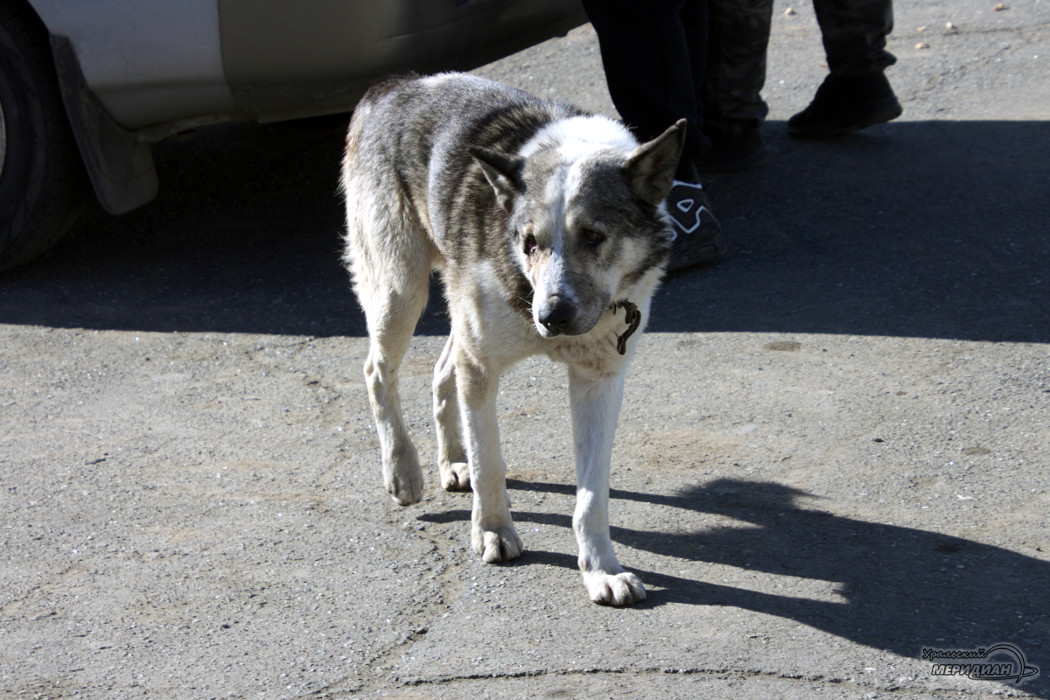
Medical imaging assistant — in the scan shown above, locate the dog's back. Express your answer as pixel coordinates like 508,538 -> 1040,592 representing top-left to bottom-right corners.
343,73 -> 582,267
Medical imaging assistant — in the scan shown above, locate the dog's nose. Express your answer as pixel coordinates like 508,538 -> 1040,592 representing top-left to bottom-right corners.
538,296 -> 576,335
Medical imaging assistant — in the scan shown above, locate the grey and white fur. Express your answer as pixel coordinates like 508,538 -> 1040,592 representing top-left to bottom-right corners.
341,73 -> 684,605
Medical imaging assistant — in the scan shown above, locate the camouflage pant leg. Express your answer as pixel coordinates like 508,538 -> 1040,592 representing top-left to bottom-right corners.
702,0 -> 774,134
814,0 -> 896,77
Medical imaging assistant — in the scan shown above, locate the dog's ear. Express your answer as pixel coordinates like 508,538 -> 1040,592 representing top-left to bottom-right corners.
470,146 -> 525,212
625,119 -> 687,208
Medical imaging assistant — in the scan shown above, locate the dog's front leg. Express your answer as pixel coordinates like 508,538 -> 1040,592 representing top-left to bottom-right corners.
456,345 -> 522,562
569,364 -> 645,605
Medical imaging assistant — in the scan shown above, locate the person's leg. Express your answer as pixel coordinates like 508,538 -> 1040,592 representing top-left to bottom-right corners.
582,0 -> 709,174
583,0 -> 726,271
699,0 -> 773,172
789,0 -> 901,137
815,0 -> 895,77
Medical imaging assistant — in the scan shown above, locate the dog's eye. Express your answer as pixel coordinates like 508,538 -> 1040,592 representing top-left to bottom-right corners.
523,233 -> 538,256
582,228 -> 607,247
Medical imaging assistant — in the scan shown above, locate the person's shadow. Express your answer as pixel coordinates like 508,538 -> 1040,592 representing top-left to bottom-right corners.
422,476 -> 1048,696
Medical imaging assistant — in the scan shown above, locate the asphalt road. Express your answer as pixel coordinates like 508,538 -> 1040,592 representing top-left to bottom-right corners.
2,1 -> 1049,697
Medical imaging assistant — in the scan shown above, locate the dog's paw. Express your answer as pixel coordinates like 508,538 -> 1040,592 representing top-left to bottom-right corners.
439,460 -> 471,491
584,570 -> 646,606
386,473 -> 423,506
471,523 -> 523,563
384,459 -> 423,506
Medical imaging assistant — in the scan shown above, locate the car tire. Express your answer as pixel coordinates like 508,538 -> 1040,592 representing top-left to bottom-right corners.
0,3 -> 88,271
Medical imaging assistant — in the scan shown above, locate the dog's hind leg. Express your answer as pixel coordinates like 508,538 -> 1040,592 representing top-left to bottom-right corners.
432,336 -> 470,491
569,363 -> 646,606
345,189 -> 434,506
362,294 -> 427,506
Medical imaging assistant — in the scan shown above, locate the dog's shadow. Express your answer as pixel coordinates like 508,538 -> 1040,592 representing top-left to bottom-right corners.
420,476 -> 1050,696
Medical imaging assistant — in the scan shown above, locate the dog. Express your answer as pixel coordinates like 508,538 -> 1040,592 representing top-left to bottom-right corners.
341,73 -> 684,606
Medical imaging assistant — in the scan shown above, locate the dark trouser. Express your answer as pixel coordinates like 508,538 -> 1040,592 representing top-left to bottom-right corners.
703,0 -> 895,130
703,0 -> 774,135
814,0 -> 896,77
584,0 -> 895,145
582,0 -> 711,173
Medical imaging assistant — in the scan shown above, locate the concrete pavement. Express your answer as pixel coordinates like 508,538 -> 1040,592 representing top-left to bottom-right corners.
2,1 -> 1048,697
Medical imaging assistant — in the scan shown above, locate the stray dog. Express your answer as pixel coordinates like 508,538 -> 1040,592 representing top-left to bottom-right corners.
341,73 -> 684,605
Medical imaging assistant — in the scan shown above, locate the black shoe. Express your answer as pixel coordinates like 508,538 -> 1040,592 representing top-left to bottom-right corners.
697,127 -> 767,173
788,73 -> 902,138
665,180 -> 727,272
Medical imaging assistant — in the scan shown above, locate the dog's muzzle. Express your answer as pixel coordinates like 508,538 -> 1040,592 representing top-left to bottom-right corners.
535,295 -> 640,355
537,295 -> 577,336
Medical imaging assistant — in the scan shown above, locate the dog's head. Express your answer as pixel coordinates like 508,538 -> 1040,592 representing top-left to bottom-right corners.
472,117 -> 685,338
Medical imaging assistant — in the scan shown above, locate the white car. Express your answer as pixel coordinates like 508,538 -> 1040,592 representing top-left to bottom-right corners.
0,0 -> 585,269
